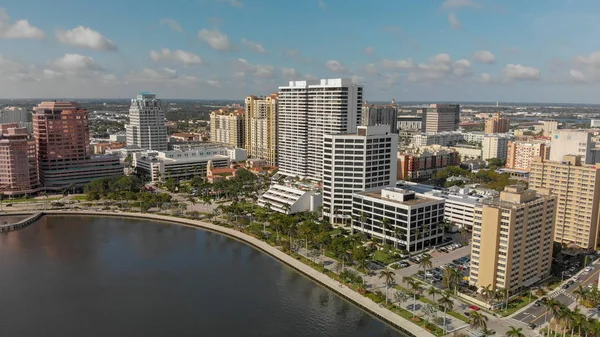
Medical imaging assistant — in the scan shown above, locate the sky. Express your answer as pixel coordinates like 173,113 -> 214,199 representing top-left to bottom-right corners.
2,0 -> 600,103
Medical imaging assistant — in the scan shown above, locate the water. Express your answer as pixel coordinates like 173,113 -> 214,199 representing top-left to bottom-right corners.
0,216 -> 404,337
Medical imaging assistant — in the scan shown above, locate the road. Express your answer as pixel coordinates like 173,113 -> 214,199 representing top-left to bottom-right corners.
510,258 -> 600,332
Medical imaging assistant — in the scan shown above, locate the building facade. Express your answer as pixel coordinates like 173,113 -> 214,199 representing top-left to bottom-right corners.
421,104 -> 460,133
469,186 -> 555,293
362,102 -> 398,134
0,124 -> 38,195
126,92 -> 168,151
277,78 -> 363,180
506,140 -> 547,171
549,129 -> 594,164
529,155 -> 600,250
245,94 -> 278,166
352,187 -> 445,252
33,101 -> 123,190
258,184 -> 322,215
484,115 -> 510,134
398,148 -> 459,180
322,125 -> 398,224
482,134 -> 513,160
210,108 -> 245,148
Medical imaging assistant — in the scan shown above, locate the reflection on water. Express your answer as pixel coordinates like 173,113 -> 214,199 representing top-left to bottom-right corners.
0,216 -> 404,337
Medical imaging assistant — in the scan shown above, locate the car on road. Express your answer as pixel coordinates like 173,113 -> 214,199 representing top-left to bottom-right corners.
469,305 -> 480,311
398,262 -> 409,267
4,203 -> 12,207
534,300 -> 541,307
464,311 -> 471,316
585,266 -> 593,272
529,323 -> 537,329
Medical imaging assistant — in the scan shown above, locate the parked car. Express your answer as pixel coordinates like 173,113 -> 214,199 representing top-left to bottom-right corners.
529,323 -> 537,329
464,311 -> 471,317
469,305 -> 480,311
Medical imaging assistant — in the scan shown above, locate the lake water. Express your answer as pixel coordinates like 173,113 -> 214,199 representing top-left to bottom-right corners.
0,216 -> 404,337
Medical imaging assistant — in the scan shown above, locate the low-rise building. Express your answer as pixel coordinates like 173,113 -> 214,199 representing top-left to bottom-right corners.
427,187 -> 489,230
398,147 -> 459,181
170,133 -> 202,142
351,187 -> 445,252
506,140 -> 547,171
258,184 -> 322,215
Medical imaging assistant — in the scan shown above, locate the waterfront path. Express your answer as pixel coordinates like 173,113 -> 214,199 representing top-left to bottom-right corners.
36,210 -> 435,337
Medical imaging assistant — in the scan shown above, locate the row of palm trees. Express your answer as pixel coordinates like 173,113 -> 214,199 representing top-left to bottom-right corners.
539,295 -> 600,336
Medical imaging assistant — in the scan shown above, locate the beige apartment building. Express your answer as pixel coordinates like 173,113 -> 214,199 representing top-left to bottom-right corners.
210,108 -> 245,148
529,155 -> 600,250
245,94 -> 278,166
469,185 -> 555,293
484,114 -> 510,134
506,140 -> 547,171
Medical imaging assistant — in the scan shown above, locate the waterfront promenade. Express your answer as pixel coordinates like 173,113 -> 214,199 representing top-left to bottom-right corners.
27,210 -> 435,337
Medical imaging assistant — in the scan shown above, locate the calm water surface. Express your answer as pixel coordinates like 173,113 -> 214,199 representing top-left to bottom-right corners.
0,216 -> 404,337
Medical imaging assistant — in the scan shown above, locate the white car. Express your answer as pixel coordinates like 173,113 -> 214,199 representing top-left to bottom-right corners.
585,266 -> 593,272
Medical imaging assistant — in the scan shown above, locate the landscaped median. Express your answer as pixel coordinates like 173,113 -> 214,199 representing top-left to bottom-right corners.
37,210 -> 435,337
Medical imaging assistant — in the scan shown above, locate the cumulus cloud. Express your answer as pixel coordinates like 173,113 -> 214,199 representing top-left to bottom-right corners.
472,50 -> 496,64
233,58 -> 274,78
574,51 -> 600,68
448,13 -> 462,29
281,67 -> 298,78
407,53 -> 473,82
364,46 -> 374,55
442,0 -> 481,9
0,8 -> 44,39
569,51 -> 600,82
241,38 -> 266,53
56,26 -> 117,51
326,60 -> 349,73
502,64 -> 541,81
159,19 -> 183,33
569,70 -> 586,82
217,0 -> 243,8
126,68 -> 198,85
453,59 -> 472,77
198,28 -> 235,51
53,53 -> 105,72
381,58 -> 414,70
149,48 -> 203,65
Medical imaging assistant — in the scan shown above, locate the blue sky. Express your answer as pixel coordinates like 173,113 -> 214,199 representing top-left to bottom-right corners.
2,0 -> 600,102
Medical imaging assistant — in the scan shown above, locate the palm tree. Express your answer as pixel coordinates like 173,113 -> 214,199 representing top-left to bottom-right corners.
359,211 -> 367,233
403,276 -> 423,318
505,326 -> 525,337
381,217 -> 390,245
555,307 -> 571,337
469,311 -> 488,332
443,267 -> 461,294
428,286 -> 441,303
379,269 -> 395,304
438,291 -> 454,334
481,328 -> 495,337
542,299 -> 562,335
574,285 -> 589,308
393,227 -> 402,249
419,256 -> 433,281
480,284 -> 493,305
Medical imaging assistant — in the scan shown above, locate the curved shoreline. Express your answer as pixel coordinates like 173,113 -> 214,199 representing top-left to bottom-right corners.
28,210 -> 433,337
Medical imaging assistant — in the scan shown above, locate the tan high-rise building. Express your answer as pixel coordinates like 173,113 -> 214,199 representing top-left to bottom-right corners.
245,94 -> 278,166
210,108 -> 245,148
469,185 -> 555,292
529,155 -> 600,249
506,140 -> 547,171
484,115 -> 510,134
421,104 -> 460,133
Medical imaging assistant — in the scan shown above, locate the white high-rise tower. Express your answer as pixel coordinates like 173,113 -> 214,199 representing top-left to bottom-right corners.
126,91 -> 168,151
277,78 -> 363,180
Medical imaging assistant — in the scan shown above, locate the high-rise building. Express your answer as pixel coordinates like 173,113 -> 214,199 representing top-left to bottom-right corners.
322,125 -> 398,224
278,78 -> 363,180
482,134 -> 513,160
33,101 -> 123,190
506,140 -> 547,171
126,92 -> 168,151
362,102 -> 398,134
210,108 -> 245,148
484,114 -> 510,134
529,155 -> 600,249
549,129 -> 594,164
352,187 -> 445,252
0,124 -> 38,195
469,185 -> 555,292
0,108 -> 28,124
245,94 -> 278,165
397,147 -> 459,180
536,120 -> 558,135
421,104 -> 460,133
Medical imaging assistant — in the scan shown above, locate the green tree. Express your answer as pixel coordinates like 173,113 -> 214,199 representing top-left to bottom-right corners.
438,291 -> 454,334
403,276 -> 423,318
419,255 -> 433,280
379,269 -> 395,304
469,311 -> 488,332
505,326 -> 525,337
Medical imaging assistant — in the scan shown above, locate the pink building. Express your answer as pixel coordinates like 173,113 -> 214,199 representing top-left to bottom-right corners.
0,123 -> 39,195
33,101 -> 122,190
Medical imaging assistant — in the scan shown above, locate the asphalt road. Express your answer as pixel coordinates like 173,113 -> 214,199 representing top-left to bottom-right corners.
510,258 -> 600,329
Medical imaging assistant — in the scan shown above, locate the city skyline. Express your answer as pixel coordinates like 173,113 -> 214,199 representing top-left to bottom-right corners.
1,0 -> 600,103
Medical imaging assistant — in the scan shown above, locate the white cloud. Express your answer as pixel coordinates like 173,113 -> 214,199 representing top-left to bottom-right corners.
218,0 -> 243,8
318,0 -> 327,11
326,60 -> 349,73
472,50 -> 496,64
206,79 -> 222,87
159,19 -> 183,33
0,9 -> 44,39
233,58 -> 274,78
448,13 -> 462,29
453,59 -> 472,77
198,28 -> 234,51
53,53 -> 105,72
56,26 -> 117,51
364,46 -> 374,55
241,38 -> 266,53
442,0 -> 480,9
126,68 -> 198,85
407,53 -> 472,82
0,54 -> 39,81
477,73 -> 492,84
569,70 -> 586,82
281,67 -> 298,78
574,51 -> 600,68
149,48 -> 203,65
503,64 -> 541,81
43,69 -> 64,80
381,58 -> 414,70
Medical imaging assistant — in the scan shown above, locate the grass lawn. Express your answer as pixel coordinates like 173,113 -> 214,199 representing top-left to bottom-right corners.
70,195 -> 89,201
420,297 -> 469,322
1,197 -> 62,203
499,293 -> 538,317
373,250 -> 399,265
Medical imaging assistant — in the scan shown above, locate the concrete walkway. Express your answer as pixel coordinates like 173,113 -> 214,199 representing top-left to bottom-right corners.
38,210 -> 435,337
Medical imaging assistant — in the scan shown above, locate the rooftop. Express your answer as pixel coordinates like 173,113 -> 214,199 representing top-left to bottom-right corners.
358,187 -> 437,206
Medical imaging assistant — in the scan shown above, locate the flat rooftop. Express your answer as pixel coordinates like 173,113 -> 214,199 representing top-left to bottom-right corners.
357,189 -> 436,206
